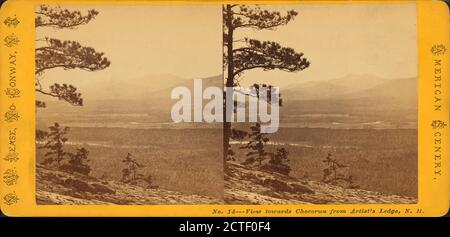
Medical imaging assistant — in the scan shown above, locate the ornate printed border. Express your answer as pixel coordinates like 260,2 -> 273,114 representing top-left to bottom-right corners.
0,0 -> 448,217
1,12 -> 21,207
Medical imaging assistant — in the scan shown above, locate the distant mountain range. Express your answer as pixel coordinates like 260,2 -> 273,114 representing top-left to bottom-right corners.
37,74 -> 224,123
278,75 -> 417,128
282,74 -> 416,105
38,74 -> 417,128
40,73 -> 415,105
78,74 -> 199,101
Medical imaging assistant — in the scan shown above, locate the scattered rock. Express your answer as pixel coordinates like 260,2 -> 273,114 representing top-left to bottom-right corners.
36,166 -> 222,205
63,178 -> 96,193
263,178 -> 292,192
91,183 -> 116,194
225,161 -> 417,204
289,183 -> 315,194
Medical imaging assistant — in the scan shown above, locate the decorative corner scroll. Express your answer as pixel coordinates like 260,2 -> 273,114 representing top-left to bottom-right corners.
4,104 -> 19,123
3,16 -> 20,28
3,168 -> 19,186
3,192 -> 19,205
4,34 -> 20,47
5,88 -> 21,98
431,120 -> 447,129
431,44 -> 446,56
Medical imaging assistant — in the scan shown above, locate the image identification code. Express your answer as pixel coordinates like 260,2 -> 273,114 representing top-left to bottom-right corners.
179,221 -> 271,234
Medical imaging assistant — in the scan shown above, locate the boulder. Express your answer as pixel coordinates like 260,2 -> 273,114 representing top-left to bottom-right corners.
91,183 -> 116,194
289,183 -> 315,194
63,178 -> 95,193
262,178 -> 292,192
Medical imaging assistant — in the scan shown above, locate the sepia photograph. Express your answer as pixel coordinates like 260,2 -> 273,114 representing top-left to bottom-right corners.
35,4 -> 224,204
223,4 -> 418,204
34,3 -> 418,205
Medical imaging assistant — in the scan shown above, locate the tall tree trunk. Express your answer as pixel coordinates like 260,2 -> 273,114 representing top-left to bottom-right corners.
223,5 -> 234,171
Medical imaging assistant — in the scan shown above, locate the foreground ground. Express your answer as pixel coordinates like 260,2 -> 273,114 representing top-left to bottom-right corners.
37,162 -> 416,205
225,162 -> 417,204
36,165 -> 222,205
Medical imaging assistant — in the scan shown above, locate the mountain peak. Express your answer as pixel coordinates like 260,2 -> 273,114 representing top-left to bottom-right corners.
282,74 -> 415,101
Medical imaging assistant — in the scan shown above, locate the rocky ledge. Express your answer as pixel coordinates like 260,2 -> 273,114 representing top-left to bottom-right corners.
36,165 -> 222,205
225,162 -> 417,204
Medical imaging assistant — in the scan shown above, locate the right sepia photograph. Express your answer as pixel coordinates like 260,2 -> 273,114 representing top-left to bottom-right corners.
223,4 -> 418,204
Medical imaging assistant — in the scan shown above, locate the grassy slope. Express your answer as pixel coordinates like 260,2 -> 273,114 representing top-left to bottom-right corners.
37,127 -> 224,199
230,127 -> 417,197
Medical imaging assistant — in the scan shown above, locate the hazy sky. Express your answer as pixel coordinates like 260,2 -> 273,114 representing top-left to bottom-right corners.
236,4 -> 417,87
37,5 -> 223,86
37,4 -> 417,89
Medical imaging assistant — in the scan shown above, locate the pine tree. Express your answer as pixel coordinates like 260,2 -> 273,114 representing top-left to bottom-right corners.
264,148 -> 291,175
121,153 -> 147,185
223,4 -> 310,167
41,122 -> 70,168
322,153 -> 355,187
242,123 -> 271,166
35,5 -> 110,108
61,147 -> 91,175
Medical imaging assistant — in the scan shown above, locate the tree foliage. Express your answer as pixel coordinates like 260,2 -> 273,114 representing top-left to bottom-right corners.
35,5 -> 98,29
231,39 -> 310,79
240,123 -> 291,175
263,147 -> 291,175
39,123 -> 91,175
242,123 -> 271,166
223,4 -> 310,82
225,5 -> 298,31
322,153 -> 357,188
36,128 -> 48,141
35,38 -> 110,75
61,147 -> 91,175
36,83 -> 83,106
230,128 -> 248,141
36,100 -> 47,108
226,128 -> 248,161
40,122 -> 70,168
121,153 -> 154,188
35,6 -> 110,107
223,4 -> 310,164
251,83 -> 282,105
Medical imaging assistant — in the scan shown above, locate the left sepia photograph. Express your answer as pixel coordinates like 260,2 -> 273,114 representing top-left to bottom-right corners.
34,5 -> 224,205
